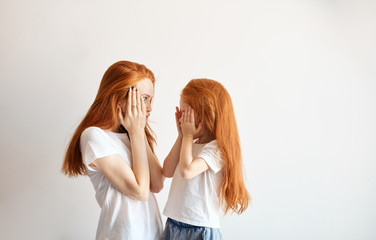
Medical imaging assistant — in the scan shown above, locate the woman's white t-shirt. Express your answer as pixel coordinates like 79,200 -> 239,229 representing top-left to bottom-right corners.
80,127 -> 163,240
163,140 -> 224,228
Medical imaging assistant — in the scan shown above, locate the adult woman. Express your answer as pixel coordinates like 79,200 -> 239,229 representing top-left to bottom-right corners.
62,60 -> 164,239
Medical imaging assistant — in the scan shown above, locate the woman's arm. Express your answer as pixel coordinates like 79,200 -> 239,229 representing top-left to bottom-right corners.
91,131 -> 150,201
91,87 -> 150,201
145,139 -> 165,193
92,132 -> 149,201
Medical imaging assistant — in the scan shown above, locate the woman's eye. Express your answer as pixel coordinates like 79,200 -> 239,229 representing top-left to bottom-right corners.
142,97 -> 147,102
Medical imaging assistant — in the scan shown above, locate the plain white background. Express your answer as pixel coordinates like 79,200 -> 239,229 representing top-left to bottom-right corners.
1,0 -> 375,239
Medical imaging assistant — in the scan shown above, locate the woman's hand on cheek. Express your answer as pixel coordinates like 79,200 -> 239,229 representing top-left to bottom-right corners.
118,87 -> 146,135
180,107 -> 202,138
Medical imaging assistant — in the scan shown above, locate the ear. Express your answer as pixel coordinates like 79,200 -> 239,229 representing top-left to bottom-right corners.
117,105 -> 123,123
120,99 -> 127,112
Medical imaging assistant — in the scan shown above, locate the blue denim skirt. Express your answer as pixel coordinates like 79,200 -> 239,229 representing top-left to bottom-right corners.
162,218 -> 223,240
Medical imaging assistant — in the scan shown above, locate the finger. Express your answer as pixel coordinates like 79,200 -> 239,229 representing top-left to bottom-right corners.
188,107 -> 192,123
183,110 -> 187,123
181,112 -> 185,123
132,86 -> 137,113
187,107 -> 191,123
127,87 -> 132,114
136,88 -> 141,112
190,108 -> 195,123
176,106 -> 181,119
140,91 -> 146,115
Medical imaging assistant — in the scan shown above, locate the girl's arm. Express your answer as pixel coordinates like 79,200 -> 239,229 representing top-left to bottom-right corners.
162,135 -> 182,177
162,107 -> 183,178
145,139 -> 165,193
179,107 -> 209,179
91,87 -> 150,201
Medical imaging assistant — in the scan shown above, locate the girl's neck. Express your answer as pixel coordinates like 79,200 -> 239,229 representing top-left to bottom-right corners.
196,128 -> 215,144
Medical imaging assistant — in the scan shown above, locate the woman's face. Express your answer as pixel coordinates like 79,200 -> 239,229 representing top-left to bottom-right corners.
122,78 -> 154,120
136,78 -> 154,120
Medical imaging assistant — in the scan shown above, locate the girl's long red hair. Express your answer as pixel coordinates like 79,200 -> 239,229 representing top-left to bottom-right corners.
62,60 -> 156,177
181,78 -> 250,214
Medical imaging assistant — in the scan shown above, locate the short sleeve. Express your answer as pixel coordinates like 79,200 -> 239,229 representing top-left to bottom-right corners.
197,140 -> 224,174
80,127 -> 118,171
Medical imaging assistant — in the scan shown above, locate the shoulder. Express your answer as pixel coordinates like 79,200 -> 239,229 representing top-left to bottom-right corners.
201,140 -> 220,155
80,127 -> 109,143
198,140 -> 224,172
205,140 -> 218,148
81,127 -> 106,137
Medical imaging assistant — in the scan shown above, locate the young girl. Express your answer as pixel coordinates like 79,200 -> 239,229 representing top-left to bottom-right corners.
162,78 -> 250,239
62,61 -> 164,239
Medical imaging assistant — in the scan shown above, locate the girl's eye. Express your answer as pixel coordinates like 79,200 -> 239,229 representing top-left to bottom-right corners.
142,96 -> 147,102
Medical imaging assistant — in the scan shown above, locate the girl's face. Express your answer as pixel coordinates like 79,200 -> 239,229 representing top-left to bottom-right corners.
179,99 -> 190,113
179,99 -> 201,137
121,78 -> 154,120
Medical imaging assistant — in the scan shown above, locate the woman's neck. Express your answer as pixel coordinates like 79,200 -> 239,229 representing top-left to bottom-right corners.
109,125 -> 127,134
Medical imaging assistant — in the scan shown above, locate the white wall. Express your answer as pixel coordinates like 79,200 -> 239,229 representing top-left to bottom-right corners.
1,0 -> 375,239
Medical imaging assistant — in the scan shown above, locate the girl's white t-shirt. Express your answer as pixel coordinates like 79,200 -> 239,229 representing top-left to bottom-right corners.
163,140 -> 224,228
80,127 -> 163,240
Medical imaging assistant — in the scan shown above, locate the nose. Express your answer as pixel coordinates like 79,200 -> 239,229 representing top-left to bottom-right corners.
146,101 -> 152,113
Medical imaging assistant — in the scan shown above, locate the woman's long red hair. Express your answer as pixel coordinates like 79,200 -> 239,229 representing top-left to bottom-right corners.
62,60 -> 156,177
181,78 -> 250,214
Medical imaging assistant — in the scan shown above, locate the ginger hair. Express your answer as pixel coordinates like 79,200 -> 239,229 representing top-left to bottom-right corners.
181,78 -> 250,214
62,60 -> 156,177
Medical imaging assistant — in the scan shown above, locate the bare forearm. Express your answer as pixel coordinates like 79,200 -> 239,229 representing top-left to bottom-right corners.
146,141 -> 164,192
162,136 -> 182,177
179,136 -> 193,177
129,132 -> 150,194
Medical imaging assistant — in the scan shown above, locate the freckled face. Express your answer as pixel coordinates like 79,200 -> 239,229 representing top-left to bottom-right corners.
135,78 -> 154,120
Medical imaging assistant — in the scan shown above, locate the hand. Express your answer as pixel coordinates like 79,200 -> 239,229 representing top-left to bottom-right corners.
118,87 -> 146,135
175,106 -> 183,137
180,106 -> 202,138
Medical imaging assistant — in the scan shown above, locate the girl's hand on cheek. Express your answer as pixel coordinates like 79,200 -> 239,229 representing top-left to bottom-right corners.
175,106 -> 183,137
